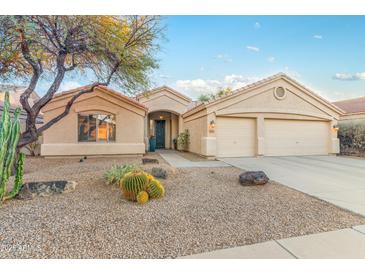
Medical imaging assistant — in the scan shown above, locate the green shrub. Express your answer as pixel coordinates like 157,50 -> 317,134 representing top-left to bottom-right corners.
338,121 -> 365,156
177,129 -> 190,151
104,164 -> 140,185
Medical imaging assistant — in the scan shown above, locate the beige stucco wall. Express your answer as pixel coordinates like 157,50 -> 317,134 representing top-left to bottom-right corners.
41,88 -> 146,156
183,77 -> 341,157
183,111 -> 208,155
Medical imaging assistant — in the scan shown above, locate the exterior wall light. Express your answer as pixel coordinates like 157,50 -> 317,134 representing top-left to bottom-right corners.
332,125 -> 339,132
159,115 -> 164,120
209,120 -> 215,130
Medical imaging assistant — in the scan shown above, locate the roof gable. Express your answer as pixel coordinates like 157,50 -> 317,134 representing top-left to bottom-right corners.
137,86 -> 192,103
184,73 -> 344,117
46,85 -> 147,112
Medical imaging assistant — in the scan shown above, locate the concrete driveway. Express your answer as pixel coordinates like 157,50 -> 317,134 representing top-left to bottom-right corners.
219,156 -> 365,217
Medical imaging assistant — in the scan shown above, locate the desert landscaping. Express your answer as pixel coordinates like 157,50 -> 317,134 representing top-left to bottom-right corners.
1,153 -> 364,258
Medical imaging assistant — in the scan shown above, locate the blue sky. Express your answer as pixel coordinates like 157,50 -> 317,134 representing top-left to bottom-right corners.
47,16 -> 365,101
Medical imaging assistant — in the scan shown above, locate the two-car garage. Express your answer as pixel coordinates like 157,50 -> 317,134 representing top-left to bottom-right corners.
216,117 -> 331,157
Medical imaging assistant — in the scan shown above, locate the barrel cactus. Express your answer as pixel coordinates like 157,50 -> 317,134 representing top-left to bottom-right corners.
120,171 -> 148,201
146,178 -> 165,199
136,191 -> 149,205
0,92 -> 25,202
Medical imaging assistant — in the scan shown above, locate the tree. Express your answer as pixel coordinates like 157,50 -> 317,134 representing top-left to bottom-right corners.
197,87 -> 233,103
0,15 -> 163,149
216,87 -> 232,97
198,93 -> 212,102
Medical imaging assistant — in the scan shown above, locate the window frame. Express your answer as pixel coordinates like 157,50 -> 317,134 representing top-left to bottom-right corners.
77,112 -> 116,143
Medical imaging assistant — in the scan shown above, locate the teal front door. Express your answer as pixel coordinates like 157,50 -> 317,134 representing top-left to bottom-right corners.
155,120 -> 165,149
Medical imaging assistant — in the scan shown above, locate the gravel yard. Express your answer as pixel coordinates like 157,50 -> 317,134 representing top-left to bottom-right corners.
1,153 -> 365,258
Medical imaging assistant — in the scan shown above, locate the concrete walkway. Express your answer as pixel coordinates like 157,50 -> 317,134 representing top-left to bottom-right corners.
220,156 -> 365,217
181,225 -> 365,259
159,150 -> 230,168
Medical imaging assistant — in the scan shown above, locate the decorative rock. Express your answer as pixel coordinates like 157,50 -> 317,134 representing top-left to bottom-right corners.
151,167 -> 167,179
239,171 -> 269,186
142,158 -> 159,164
17,181 -> 77,200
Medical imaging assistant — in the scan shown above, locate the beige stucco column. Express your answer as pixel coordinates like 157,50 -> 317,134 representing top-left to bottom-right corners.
329,119 -> 340,154
201,112 -> 217,158
256,116 -> 264,156
178,115 -> 184,134
144,114 -> 149,152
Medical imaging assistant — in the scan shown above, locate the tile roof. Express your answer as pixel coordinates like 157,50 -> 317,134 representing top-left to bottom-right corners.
136,85 -> 192,102
332,96 -> 365,114
53,85 -> 148,111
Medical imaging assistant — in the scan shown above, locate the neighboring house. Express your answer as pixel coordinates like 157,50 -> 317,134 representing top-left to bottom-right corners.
40,73 -> 344,158
0,84 -> 44,128
332,96 -> 365,157
333,96 -> 365,124
0,84 -> 43,155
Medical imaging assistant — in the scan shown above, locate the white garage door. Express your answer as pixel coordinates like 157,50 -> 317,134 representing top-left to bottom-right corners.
216,117 -> 256,157
264,119 -> 330,156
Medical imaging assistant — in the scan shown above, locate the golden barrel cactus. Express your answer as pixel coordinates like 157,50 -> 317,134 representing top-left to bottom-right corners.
136,191 -> 149,204
120,171 -> 148,201
146,179 -> 165,199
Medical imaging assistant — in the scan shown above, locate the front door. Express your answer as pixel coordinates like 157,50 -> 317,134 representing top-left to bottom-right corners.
155,120 -> 165,149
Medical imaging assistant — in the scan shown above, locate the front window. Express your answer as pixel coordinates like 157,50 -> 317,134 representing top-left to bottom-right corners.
78,113 -> 116,142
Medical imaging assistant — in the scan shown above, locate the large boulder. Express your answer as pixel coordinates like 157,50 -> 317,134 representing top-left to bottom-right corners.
142,158 -> 159,165
17,181 -> 77,200
239,171 -> 269,186
151,167 -> 167,179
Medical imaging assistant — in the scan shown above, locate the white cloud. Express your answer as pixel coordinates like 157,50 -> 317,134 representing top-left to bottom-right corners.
215,53 -> 232,63
246,46 -> 260,52
313,34 -> 323,39
254,22 -> 261,29
268,56 -> 275,63
176,79 -> 221,97
175,75 -> 259,99
59,81 -> 82,91
333,72 -> 365,81
224,74 -> 259,89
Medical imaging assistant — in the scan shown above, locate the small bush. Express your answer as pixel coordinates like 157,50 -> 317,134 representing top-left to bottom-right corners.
338,121 -> 365,157
177,129 -> 190,151
104,164 -> 140,185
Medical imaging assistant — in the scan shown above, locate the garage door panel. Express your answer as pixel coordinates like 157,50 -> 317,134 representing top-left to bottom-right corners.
217,117 -> 256,157
264,119 -> 329,156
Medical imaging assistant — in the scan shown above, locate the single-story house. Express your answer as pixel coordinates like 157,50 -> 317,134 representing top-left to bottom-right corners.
333,96 -> 365,124
40,73 -> 344,158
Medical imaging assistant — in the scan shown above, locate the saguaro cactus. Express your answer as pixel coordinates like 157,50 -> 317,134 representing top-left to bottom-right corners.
0,91 -> 25,202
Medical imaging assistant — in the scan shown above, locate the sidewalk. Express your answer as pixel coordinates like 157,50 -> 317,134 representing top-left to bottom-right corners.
181,225 -> 365,259
158,150 -> 230,168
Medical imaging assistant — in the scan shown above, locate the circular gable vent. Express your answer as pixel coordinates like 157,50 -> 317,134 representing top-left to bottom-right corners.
274,86 -> 287,100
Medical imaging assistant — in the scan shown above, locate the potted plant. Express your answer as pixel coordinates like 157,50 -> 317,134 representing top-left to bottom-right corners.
149,135 -> 156,152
